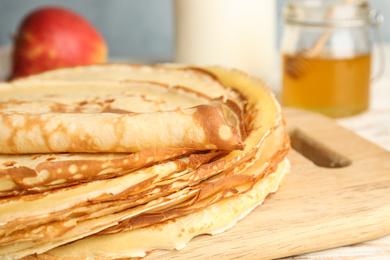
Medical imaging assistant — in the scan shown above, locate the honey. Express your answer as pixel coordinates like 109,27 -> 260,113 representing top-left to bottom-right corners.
281,53 -> 371,118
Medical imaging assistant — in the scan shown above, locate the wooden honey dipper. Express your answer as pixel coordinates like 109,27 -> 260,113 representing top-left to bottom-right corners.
285,0 -> 356,79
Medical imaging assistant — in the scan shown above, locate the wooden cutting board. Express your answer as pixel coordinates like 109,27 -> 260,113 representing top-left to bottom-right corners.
145,108 -> 390,260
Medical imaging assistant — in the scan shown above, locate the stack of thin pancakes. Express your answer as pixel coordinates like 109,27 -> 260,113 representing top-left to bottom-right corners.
0,64 -> 290,260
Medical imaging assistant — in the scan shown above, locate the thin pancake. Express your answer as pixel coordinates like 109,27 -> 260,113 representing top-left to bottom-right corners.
14,64 -> 228,99
0,104 -> 243,154
0,80 -> 244,154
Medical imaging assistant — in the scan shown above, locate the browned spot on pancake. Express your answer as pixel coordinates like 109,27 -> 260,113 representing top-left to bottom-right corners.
3,161 -> 17,167
0,166 -> 40,192
31,155 -> 42,160
193,105 -> 243,151
104,99 -> 115,103
101,105 -> 133,114
49,103 -> 68,113
188,151 -> 226,170
130,213 -> 166,230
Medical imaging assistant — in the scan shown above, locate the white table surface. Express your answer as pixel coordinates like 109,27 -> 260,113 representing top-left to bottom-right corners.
0,45 -> 389,259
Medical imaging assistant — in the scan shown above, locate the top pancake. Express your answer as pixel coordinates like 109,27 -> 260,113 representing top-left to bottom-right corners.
0,74 -> 244,154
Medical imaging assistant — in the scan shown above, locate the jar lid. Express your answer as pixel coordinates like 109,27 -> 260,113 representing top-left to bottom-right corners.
283,0 -> 371,27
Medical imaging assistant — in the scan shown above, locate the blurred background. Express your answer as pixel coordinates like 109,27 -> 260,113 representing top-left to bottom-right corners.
0,0 -> 388,60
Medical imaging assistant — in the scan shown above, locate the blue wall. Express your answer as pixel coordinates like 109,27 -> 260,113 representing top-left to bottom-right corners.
0,0 -> 388,59
0,0 -> 174,59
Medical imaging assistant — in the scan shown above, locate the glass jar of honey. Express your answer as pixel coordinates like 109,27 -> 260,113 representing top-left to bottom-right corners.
281,0 -> 383,118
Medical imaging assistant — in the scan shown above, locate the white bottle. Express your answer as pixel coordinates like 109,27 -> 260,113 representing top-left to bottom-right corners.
174,0 -> 276,84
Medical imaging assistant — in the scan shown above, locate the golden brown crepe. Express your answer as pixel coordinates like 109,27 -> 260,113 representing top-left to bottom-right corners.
0,64 -> 290,260
0,80 -> 244,154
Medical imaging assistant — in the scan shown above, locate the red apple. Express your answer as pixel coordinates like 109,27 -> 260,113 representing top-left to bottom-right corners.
11,6 -> 108,78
